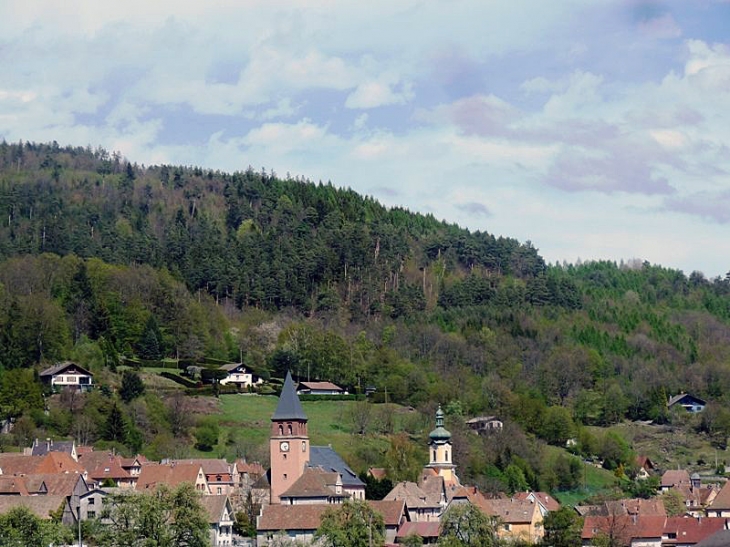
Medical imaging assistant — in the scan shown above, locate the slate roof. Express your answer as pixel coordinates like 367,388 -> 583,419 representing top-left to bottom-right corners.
696,529 -> 730,547
309,446 -> 364,488
272,371 -> 307,421
30,439 -> 75,457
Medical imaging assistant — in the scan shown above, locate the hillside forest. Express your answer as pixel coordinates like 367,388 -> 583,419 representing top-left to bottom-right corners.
1,140 -> 730,496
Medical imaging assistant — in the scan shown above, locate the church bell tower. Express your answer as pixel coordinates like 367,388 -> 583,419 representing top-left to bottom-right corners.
270,371 -> 310,504
427,405 -> 457,483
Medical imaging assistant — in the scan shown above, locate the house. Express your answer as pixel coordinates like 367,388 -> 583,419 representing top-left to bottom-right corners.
369,499 -> 409,544
490,498 -> 544,544
385,481 -> 443,522
297,381 -> 347,396
637,456 -> 656,479
278,468 -> 347,505
170,459 -> 234,495
39,361 -> 94,392
218,363 -> 262,390
706,480 -> 730,517
78,488 -> 110,521
200,495 -> 235,547
662,516 -> 728,546
581,514 -> 666,547
136,462 -> 209,494
668,393 -> 706,413
514,491 -> 561,517
662,470 -> 692,492
466,416 -> 504,435
257,504 -> 330,545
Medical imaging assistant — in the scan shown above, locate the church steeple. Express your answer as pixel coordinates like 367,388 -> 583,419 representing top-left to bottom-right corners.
270,371 -> 310,504
273,371 -> 307,421
427,405 -> 457,483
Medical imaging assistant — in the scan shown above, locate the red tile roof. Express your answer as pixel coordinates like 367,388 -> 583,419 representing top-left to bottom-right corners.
663,516 -> 727,545
257,504 -> 330,532
396,521 -> 441,539
368,499 -> 407,527
709,480 -> 730,511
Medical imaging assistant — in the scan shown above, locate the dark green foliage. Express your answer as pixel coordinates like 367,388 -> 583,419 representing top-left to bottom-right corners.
0,505 -> 71,547
541,507 -> 583,547
315,500 -> 385,547
359,472 -> 394,500
119,370 -> 145,402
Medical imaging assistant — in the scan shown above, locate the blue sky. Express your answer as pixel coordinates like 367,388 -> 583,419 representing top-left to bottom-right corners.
2,1 -> 730,277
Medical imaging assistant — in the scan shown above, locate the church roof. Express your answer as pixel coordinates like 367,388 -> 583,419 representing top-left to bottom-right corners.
272,371 -> 307,422
309,446 -> 364,488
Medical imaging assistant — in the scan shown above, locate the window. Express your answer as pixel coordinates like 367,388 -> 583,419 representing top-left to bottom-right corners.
288,424 -> 292,435
283,474 -> 288,480
88,498 -> 95,505
445,451 -> 449,460
279,425 -> 283,435
88,511 -> 96,518
217,487 -> 222,494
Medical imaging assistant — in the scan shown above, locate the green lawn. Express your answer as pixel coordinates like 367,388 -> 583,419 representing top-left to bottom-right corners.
544,445 -> 619,506
212,395 -> 393,467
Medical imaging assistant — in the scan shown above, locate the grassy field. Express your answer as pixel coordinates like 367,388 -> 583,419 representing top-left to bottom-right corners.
207,395 -> 400,467
541,445 -> 619,506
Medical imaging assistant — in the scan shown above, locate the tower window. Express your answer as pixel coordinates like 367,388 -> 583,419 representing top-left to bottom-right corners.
433,450 -> 437,460
446,451 -> 449,461
288,424 -> 292,435
279,425 -> 283,435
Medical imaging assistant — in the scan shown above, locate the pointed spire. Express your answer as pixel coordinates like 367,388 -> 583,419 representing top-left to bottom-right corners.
272,371 -> 307,421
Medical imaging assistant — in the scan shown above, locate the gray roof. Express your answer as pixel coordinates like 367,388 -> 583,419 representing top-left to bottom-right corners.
31,439 -> 75,457
696,530 -> 730,547
272,371 -> 307,422
309,446 -> 364,488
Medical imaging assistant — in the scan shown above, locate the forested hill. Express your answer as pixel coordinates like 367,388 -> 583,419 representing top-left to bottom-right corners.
3,140 -> 730,448
0,140 -> 547,315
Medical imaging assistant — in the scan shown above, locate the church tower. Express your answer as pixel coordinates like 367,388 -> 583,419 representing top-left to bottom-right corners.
270,371 -> 310,504
427,405 -> 457,483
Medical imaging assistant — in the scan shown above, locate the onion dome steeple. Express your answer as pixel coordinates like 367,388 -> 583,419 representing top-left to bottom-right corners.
429,405 -> 451,443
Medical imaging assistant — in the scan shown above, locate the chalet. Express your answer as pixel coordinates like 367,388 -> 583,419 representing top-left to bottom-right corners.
297,381 -> 347,396
218,363 -> 262,390
39,362 -> 94,392
171,459 -> 234,495
490,498 -> 544,544
466,416 -> 504,435
668,393 -> 706,413
636,456 -> 656,479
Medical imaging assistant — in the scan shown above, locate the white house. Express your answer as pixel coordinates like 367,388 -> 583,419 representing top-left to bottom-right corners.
218,363 -> 262,390
296,381 -> 347,396
39,362 -> 94,392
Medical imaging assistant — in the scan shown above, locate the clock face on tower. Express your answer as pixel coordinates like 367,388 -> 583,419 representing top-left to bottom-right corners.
280,441 -> 290,452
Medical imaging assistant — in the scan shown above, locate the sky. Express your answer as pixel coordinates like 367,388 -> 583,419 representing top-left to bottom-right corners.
1,1 -> 730,278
